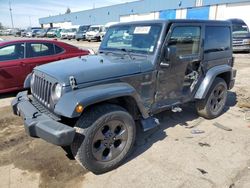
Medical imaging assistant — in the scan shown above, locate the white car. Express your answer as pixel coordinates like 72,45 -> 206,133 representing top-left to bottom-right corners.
67,28 -> 78,40
60,29 -> 69,39
86,25 -> 105,42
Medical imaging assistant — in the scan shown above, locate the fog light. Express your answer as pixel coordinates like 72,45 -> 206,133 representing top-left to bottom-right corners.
76,104 -> 84,113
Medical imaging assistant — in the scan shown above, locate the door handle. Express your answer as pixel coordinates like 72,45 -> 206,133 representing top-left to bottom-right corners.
160,61 -> 170,68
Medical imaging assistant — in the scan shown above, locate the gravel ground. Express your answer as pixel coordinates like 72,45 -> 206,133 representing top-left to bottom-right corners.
0,36 -> 249,188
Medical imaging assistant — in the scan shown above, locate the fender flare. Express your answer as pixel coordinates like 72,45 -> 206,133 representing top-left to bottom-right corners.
194,64 -> 232,99
54,82 -> 150,119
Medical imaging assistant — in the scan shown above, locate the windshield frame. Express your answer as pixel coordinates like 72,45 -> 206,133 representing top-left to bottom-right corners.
99,23 -> 163,55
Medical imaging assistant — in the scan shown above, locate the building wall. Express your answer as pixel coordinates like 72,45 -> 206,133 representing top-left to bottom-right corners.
186,6 -> 210,19
39,0 -> 250,28
159,10 -> 176,19
39,0 -> 196,25
207,2 -> 250,27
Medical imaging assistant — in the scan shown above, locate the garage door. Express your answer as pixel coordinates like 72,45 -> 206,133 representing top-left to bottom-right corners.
187,6 -> 210,19
159,9 -> 176,19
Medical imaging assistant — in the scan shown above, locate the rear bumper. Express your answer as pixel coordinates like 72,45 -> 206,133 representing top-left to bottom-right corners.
12,91 -> 75,146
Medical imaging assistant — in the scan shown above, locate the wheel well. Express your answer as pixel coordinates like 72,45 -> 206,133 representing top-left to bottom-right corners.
61,96 -> 142,126
81,97 -> 142,120
105,96 -> 142,120
217,72 -> 231,89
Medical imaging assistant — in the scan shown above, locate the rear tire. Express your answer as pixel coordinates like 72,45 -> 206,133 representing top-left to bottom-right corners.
196,77 -> 228,119
71,104 -> 136,174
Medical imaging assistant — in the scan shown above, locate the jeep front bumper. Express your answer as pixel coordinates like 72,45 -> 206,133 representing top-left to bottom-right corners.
11,91 -> 75,146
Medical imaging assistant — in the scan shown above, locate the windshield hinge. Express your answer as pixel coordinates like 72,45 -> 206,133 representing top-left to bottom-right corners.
69,76 -> 78,90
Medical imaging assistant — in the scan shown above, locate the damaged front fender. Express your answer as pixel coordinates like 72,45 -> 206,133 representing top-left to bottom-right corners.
54,82 -> 150,119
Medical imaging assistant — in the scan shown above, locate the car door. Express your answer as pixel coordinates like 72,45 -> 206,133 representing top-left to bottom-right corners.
25,42 -> 60,72
155,23 -> 203,107
0,43 -> 26,93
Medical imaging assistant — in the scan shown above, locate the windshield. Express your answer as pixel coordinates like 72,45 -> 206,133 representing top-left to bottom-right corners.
232,24 -> 249,35
49,29 -> 56,32
32,29 -> 40,33
67,28 -> 77,32
100,24 -> 162,54
79,26 -> 89,32
89,27 -> 100,32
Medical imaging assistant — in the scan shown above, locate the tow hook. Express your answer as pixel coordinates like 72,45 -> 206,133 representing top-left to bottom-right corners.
17,96 -> 22,101
32,112 -> 41,119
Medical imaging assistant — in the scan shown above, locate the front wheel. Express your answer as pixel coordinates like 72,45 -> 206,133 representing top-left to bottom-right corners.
71,104 -> 136,174
196,77 -> 228,119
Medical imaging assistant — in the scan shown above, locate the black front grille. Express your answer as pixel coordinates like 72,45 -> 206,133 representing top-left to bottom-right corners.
233,39 -> 243,45
31,74 -> 52,108
31,97 -> 60,121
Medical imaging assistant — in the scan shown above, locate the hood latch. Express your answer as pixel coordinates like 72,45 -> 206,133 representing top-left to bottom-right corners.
69,76 -> 78,90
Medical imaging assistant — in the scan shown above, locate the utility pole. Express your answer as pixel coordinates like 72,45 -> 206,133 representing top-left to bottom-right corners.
9,0 -> 14,28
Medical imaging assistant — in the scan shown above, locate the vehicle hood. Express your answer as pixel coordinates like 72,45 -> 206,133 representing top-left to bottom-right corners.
86,31 -> 99,36
68,32 -> 76,35
35,54 -> 153,86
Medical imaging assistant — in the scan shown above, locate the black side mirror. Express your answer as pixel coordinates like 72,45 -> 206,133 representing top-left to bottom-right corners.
160,46 -> 176,68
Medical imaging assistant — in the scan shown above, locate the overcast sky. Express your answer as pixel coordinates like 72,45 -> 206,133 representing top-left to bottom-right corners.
0,0 -> 136,28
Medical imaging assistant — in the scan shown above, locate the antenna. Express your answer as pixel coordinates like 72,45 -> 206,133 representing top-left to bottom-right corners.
9,0 -> 14,28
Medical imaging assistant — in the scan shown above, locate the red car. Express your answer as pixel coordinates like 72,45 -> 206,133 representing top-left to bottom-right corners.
0,39 -> 90,93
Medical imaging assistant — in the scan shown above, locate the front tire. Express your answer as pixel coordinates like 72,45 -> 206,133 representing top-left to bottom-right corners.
196,77 -> 228,119
71,104 -> 136,174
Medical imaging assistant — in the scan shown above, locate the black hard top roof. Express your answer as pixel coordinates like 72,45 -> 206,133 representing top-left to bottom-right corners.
114,19 -> 231,26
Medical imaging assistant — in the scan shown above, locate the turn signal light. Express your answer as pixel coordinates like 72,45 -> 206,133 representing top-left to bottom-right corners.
75,104 -> 84,113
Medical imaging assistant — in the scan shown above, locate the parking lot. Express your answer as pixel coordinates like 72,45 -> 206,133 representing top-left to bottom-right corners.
0,36 -> 250,188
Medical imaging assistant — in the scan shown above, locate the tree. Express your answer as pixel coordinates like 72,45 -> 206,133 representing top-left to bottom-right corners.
65,7 -> 71,14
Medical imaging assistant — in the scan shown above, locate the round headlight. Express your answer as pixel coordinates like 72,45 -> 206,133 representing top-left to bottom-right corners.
53,83 -> 62,101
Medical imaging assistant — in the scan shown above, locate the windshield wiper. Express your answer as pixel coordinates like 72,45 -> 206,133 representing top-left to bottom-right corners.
120,48 -> 133,60
99,50 -> 116,56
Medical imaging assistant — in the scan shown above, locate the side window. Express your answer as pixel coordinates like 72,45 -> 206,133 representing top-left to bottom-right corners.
0,43 -> 24,62
27,42 -> 55,58
169,26 -> 201,56
54,45 -> 64,54
204,26 -> 231,53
